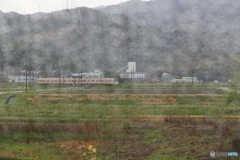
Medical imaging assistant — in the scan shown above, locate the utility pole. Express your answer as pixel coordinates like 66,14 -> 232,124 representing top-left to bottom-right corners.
59,70 -> 61,90
33,71 -> 34,86
18,72 -> 19,85
66,0 -> 69,9
24,64 -> 28,92
81,64 -> 82,86
192,76 -> 193,86
63,75 -> 64,87
71,0 -> 76,8
131,69 -> 133,87
133,66 -> 134,86
29,68 -> 31,87
78,72 -> 80,86
191,69 -> 195,87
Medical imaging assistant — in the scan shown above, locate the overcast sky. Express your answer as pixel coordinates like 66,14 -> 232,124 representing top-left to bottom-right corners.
0,0 -> 130,14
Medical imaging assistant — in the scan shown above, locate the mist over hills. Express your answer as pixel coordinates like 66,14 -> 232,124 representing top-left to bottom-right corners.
0,8 -> 165,75
0,0 -> 239,81
98,0 -> 240,52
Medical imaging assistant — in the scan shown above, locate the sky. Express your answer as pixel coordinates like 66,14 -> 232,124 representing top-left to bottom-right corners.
0,0 -> 130,14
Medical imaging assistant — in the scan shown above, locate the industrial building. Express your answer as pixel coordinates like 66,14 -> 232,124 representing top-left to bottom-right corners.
182,77 -> 198,83
14,71 -> 38,83
117,62 -> 145,79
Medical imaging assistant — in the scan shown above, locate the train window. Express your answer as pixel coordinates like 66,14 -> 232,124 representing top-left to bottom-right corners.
91,80 -> 95,82
83,80 -> 86,82
100,80 -> 103,82
55,80 -> 58,82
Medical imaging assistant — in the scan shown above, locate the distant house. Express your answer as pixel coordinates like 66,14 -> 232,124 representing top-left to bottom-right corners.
119,72 -> 145,79
117,62 -> 145,79
182,77 -> 198,83
15,71 -> 38,83
161,73 -> 173,82
71,70 -> 104,78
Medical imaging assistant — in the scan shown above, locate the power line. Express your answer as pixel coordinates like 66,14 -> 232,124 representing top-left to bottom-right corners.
71,0 -> 76,9
66,0 -> 69,9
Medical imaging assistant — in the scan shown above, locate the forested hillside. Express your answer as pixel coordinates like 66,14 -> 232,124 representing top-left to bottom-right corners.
98,0 -> 240,81
0,0 -> 239,81
0,8 -> 174,76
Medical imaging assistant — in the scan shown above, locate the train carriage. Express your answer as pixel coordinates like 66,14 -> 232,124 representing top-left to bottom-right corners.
37,78 -> 115,86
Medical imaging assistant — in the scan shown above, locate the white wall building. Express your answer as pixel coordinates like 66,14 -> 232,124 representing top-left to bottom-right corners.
182,77 -> 198,83
119,72 -> 145,79
126,62 -> 136,73
117,62 -> 145,79
15,74 -> 37,83
71,71 -> 104,78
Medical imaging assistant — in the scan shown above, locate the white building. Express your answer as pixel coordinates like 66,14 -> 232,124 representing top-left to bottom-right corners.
15,71 -> 38,83
71,70 -> 104,78
182,77 -> 198,83
117,62 -> 145,79
119,72 -> 145,79
126,62 -> 136,73
15,74 -> 37,83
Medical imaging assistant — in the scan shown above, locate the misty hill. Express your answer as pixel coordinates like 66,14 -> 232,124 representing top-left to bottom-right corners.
96,0 -> 240,80
98,0 -> 239,29
98,0 -> 240,53
0,2 -> 239,81
0,8 -> 170,75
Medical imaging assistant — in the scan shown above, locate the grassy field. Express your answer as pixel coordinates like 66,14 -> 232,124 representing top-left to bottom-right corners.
1,93 -> 239,121
93,82 -> 231,89
0,84 -> 239,159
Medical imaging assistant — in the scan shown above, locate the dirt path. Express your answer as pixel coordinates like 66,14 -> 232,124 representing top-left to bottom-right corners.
0,87 -> 74,94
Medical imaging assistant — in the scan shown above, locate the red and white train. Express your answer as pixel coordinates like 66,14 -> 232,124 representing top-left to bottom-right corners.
37,78 -> 115,86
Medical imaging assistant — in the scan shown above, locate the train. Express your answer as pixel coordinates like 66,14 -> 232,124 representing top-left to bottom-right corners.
37,78 -> 116,86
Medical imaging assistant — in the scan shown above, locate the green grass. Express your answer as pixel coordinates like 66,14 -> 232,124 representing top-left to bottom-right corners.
0,93 -> 239,122
0,87 -> 240,159
93,82 -> 233,89
1,120 -> 239,160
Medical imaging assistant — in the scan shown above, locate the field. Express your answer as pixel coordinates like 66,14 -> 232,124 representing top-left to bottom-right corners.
41,88 -> 224,94
0,84 -> 239,159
